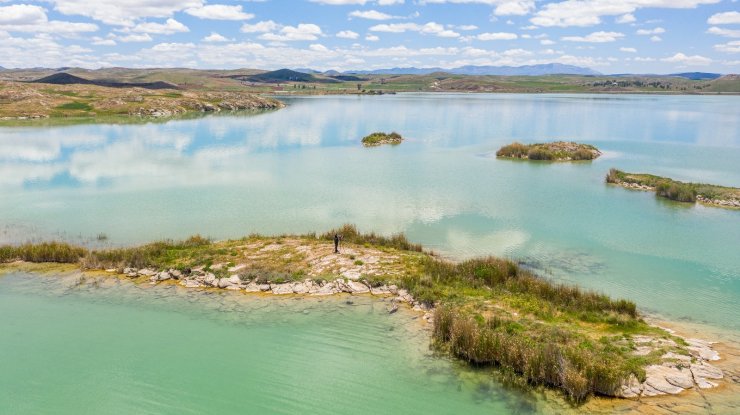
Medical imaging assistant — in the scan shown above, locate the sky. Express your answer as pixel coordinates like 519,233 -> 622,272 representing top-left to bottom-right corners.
0,0 -> 739,74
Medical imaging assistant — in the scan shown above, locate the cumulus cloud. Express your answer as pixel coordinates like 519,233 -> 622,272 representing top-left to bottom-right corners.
714,40 -> 740,53
531,0 -> 719,28
0,4 -> 98,34
636,27 -> 665,35
662,52 -> 711,66
707,26 -> 740,38
707,11 -> 740,25
185,4 -> 254,20
562,31 -> 624,43
370,22 -> 460,37
349,10 -> 398,20
336,30 -> 359,39
259,24 -> 323,41
48,0 -> 203,26
241,21 -> 280,34
421,1 -> 535,16
475,32 -> 518,40
131,18 -> 189,35
203,32 -> 229,42
620,47 -> 637,52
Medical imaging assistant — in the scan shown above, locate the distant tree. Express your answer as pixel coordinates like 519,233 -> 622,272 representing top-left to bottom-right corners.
357,83 -> 361,91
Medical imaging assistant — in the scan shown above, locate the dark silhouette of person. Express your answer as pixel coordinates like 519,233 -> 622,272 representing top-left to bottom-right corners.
334,233 -> 340,253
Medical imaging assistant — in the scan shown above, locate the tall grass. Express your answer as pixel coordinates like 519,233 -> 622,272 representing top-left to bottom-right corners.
0,242 -> 86,263
433,306 -> 636,402
319,224 -> 423,252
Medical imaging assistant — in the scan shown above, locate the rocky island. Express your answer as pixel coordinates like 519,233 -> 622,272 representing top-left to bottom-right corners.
496,141 -> 601,161
0,225 -> 724,403
0,79 -> 283,120
361,132 -> 404,147
606,169 -> 740,209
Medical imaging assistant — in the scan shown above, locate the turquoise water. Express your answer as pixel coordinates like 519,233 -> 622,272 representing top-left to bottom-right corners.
0,273 -> 540,414
1,93 -> 738,332
1,93 -> 739,414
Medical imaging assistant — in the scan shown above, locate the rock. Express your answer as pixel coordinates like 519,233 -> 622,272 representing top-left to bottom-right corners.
346,280 -> 369,294
643,365 -> 687,395
388,285 -> 399,295
292,282 -> 309,294
203,273 -> 216,287
123,267 -> 136,274
138,268 -> 156,277
615,374 -> 642,398
312,282 -> 337,296
271,283 -> 293,295
259,284 -> 271,292
169,269 -> 183,280
105,268 -> 117,273
182,279 -> 201,288
687,338 -> 720,361
690,362 -> 723,380
244,282 -> 261,292
370,285 -> 391,295
157,271 -> 172,281
217,278 -> 232,289
228,275 -> 241,285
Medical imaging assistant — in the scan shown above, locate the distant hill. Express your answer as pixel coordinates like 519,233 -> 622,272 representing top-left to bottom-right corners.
242,68 -> 338,83
669,72 -> 722,80
31,72 -> 178,89
344,63 -> 601,76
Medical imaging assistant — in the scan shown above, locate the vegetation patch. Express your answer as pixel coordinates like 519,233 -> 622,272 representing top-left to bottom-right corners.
496,141 -> 601,161
361,131 -> 404,147
606,168 -> 740,208
0,225 -> 703,403
55,101 -> 93,111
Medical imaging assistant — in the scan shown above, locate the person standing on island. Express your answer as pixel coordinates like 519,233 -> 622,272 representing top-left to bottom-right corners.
334,233 -> 341,253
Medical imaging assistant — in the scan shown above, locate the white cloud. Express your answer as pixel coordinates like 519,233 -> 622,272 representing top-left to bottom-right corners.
636,27 -> 665,35
349,10 -> 398,20
650,35 -> 662,42
662,52 -> 711,66
540,39 -> 555,45
310,0 -> 368,4
49,0 -> 203,26
241,20 -> 280,33
309,43 -> 329,52
707,11 -> 740,25
259,24 -> 323,41
185,4 -> 254,20
0,4 -> 98,34
336,30 -> 359,39
365,34 -> 380,41
118,33 -> 153,42
616,13 -> 636,23
714,40 -> 740,53
707,26 -> 740,38
131,18 -> 189,35
620,47 -> 637,52
370,22 -> 460,37
203,32 -> 229,42
476,32 -> 518,40
421,1 -> 535,16
92,37 -> 116,46
562,31 -> 624,43
531,0 -> 720,28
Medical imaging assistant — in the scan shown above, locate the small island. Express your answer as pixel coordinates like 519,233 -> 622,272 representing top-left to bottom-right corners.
496,141 -> 601,161
0,224 -> 724,403
361,131 -> 404,147
606,169 -> 740,209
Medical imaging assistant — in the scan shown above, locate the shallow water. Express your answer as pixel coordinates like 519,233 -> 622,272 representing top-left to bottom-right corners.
1,93 -> 738,334
0,272 -> 545,414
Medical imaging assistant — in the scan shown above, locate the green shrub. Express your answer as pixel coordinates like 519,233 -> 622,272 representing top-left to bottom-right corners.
55,102 -> 93,111
527,147 -> 554,160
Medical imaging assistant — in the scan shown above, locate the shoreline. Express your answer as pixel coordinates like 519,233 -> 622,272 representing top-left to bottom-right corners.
0,228 -> 732,404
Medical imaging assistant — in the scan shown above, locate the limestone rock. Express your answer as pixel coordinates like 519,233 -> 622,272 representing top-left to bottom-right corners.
271,283 -> 293,295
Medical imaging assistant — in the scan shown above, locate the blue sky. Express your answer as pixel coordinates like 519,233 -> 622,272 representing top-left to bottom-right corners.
1,0 -> 739,73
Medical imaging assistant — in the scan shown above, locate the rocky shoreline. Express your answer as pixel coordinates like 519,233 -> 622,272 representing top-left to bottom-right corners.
111,264 -> 723,399
609,179 -> 740,209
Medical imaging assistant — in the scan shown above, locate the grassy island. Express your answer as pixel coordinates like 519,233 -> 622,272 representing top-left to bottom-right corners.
361,132 -> 404,147
0,225 -> 723,403
606,169 -> 740,209
496,141 -> 601,161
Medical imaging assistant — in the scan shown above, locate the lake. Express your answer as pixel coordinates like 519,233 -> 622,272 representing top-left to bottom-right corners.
1,93 -> 739,412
